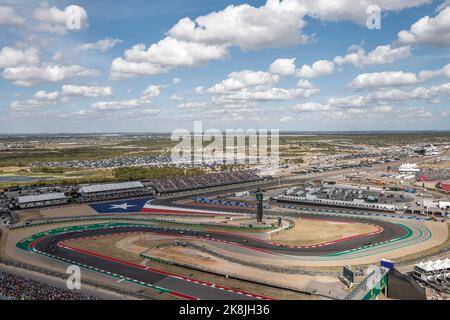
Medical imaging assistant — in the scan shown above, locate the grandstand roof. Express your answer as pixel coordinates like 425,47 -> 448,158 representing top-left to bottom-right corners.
79,181 -> 144,194
18,193 -> 66,204
416,259 -> 450,272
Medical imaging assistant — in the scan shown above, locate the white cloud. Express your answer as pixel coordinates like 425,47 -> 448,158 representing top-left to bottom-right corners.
141,85 -> 162,99
76,38 -> 122,52
208,70 -> 280,94
334,44 -> 411,67
296,79 -> 315,89
296,59 -> 335,78
349,63 -> 450,90
91,84 -> 162,111
292,102 -> 331,112
62,85 -> 113,97
326,95 -> 367,108
170,94 -> 184,102
33,90 -> 60,101
279,116 -> 293,122
206,68 -> 319,103
348,71 -> 420,89
110,58 -> 167,80
397,6 -> 450,47
92,99 -> 152,111
368,82 -> 450,102
110,39 -> 228,79
167,1 -> 308,51
194,86 -> 205,95
373,105 -> 393,113
172,77 -> 181,84
33,3 -> 88,34
405,106 -> 433,118
304,0 -> 430,25
0,47 -> 40,69
418,63 -> 450,81
110,0 -> 431,79
177,102 -> 208,110
213,87 -> 318,102
3,64 -> 99,86
0,5 -> 25,26
269,58 -> 297,76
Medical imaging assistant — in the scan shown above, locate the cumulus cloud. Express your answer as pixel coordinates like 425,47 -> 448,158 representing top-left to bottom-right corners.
208,70 -> 280,94
334,44 -> 411,67
213,87 -> 319,102
33,3 -> 88,34
141,85 -> 163,99
326,95 -> 367,108
170,94 -> 184,102
110,39 -> 228,79
269,58 -> 297,76
349,63 -> 450,89
91,99 -> 152,111
206,68 -> 318,103
292,102 -> 331,112
0,47 -> 40,69
296,59 -> 335,78
368,82 -> 450,102
2,64 -> 99,86
373,105 -> 393,113
348,71 -> 420,89
92,84 -> 162,111
303,0 -> 430,25
0,5 -> 25,26
110,0 -> 431,79
62,85 -> 113,97
194,86 -> 205,95
167,1 -> 307,51
397,5 -> 450,47
177,102 -> 208,110
33,90 -> 60,101
76,38 -> 122,52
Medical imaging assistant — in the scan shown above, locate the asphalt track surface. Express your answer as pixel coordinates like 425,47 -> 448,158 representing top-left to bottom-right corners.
27,213 -> 408,300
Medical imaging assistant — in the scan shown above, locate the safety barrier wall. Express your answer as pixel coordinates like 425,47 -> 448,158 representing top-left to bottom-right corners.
139,249 -> 340,299
10,215 -> 284,231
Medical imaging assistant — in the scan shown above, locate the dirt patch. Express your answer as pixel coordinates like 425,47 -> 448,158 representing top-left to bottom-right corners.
65,233 -> 318,299
269,218 -> 378,245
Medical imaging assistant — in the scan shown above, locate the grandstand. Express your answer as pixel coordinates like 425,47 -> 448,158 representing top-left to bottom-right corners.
275,194 -> 397,212
79,181 -> 150,202
144,170 -> 261,193
413,259 -> 450,292
194,196 -> 270,209
16,193 -> 67,209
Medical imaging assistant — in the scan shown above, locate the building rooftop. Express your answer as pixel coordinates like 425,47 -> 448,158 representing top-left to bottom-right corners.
79,181 -> 144,194
18,192 -> 67,204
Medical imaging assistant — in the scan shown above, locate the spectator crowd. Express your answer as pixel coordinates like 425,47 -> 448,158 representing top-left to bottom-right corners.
0,271 -> 97,300
145,170 -> 260,193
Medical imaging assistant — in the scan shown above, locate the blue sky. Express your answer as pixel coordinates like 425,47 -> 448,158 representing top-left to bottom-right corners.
0,0 -> 449,133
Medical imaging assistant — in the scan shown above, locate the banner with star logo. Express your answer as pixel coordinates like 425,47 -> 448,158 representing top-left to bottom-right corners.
89,198 -> 152,213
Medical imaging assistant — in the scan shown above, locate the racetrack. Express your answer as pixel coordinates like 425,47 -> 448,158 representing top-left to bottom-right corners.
16,210 -> 429,300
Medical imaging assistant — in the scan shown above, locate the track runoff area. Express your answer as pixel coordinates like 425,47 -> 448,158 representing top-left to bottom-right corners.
14,196 -> 441,301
